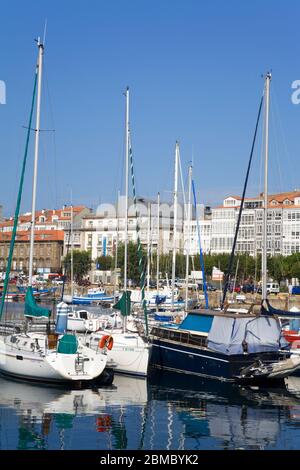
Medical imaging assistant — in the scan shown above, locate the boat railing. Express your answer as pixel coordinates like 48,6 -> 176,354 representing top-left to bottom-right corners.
151,326 -> 207,348
0,320 -> 56,336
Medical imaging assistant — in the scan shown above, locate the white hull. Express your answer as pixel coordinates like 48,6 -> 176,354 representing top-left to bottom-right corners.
87,331 -> 150,377
0,333 -> 107,383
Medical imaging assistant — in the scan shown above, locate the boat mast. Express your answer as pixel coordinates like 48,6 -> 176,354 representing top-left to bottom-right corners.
124,87 -> 129,294
231,257 -> 239,302
171,142 -> 179,309
146,202 -> 151,293
262,73 -> 271,301
114,191 -> 120,304
28,39 -> 44,287
185,165 -> 192,312
70,202 -> 74,300
156,192 -> 160,298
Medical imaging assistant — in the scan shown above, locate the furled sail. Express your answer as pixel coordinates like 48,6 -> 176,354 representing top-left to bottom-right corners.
261,299 -> 300,318
113,291 -> 131,317
24,287 -> 51,318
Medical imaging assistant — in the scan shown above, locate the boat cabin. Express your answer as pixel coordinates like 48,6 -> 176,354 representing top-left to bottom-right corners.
152,309 -> 284,356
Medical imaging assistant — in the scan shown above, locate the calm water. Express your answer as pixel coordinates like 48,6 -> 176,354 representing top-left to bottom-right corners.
2,302 -> 300,450
1,371 -> 300,450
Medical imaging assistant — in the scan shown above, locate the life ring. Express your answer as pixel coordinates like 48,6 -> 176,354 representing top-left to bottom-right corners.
99,335 -> 114,350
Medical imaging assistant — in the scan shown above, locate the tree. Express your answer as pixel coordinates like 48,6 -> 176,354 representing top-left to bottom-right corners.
95,255 -> 113,271
63,250 -> 92,282
117,241 -> 146,285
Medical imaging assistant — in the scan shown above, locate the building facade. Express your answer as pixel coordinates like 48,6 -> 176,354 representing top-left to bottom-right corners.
0,205 -> 91,272
78,197 -> 184,259
209,190 -> 300,257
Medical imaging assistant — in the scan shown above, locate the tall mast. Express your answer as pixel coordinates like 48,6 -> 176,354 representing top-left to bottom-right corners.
28,39 -> 44,286
156,192 -> 160,297
171,142 -> 179,309
146,202 -> 151,293
70,202 -> 74,300
114,191 -> 120,304
124,87 -> 129,293
185,165 -> 192,311
262,73 -> 271,301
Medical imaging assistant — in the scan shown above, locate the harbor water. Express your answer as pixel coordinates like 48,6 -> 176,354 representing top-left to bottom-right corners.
1,371 -> 300,450
1,303 -> 300,450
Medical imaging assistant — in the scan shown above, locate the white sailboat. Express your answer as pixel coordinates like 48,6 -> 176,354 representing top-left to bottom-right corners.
0,39 -> 108,384
87,87 -> 150,377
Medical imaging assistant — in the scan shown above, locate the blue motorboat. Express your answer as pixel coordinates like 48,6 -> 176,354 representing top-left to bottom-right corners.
149,309 -> 300,383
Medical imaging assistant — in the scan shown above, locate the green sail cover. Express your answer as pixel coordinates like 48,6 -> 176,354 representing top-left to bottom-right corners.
24,287 -> 51,318
57,334 -> 78,354
113,291 -> 131,317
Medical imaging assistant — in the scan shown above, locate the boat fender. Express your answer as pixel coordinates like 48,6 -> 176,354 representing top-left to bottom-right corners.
99,335 -> 114,350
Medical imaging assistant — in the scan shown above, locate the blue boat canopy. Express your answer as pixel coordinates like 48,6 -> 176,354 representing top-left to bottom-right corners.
179,312 -> 214,333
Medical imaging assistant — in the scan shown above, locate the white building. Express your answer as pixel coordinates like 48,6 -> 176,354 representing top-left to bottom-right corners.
209,191 -> 300,256
183,204 -> 212,255
67,196 -> 185,260
62,190 -> 300,260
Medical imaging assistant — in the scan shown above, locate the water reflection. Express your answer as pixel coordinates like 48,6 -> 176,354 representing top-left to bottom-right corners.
147,371 -> 300,450
1,371 -> 300,449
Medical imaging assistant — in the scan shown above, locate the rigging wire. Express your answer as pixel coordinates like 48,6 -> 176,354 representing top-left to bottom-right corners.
221,94 -> 264,309
44,60 -> 59,209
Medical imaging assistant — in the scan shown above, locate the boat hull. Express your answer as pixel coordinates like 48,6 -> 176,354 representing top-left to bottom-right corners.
87,332 -> 150,377
72,295 -> 115,305
0,334 -> 107,384
150,336 -> 286,382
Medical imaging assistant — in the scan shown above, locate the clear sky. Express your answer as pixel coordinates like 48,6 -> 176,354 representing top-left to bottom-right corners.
0,0 -> 300,216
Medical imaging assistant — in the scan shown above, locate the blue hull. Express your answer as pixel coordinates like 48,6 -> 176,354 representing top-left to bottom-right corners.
72,296 -> 115,305
150,336 -> 285,382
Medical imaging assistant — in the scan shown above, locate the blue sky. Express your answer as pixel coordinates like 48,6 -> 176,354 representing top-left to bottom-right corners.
0,0 -> 300,216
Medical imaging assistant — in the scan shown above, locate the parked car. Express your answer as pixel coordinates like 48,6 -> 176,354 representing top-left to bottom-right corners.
256,282 -> 279,294
228,284 -> 241,293
242,284 -> 255,294
291,286 -> 300,295
206,283 -> 217,291
266,282 -> 280,294
51,277 -> 64,285
77,279 -> 91,287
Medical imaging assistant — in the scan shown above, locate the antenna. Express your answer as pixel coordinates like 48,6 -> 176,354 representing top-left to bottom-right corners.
43,19 -> 48,46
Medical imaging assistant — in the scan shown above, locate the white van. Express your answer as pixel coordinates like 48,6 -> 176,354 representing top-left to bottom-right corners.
266,282 -> 280,294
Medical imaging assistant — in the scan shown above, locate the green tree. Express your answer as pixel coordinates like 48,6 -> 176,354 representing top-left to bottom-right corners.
63,250 -> 92,282
95,255 -> 114,271
117,241 -> 146,285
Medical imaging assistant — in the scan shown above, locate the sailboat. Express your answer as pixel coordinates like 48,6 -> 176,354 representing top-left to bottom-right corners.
61,204 -> 104,332
149,73 -> 300,383
86,87 -> 150,377
0,39 -> 109,385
